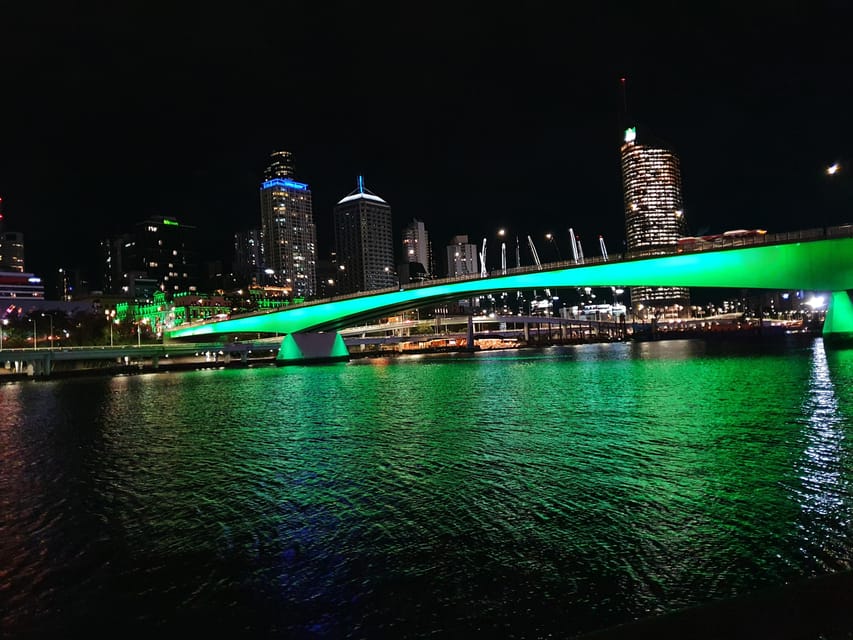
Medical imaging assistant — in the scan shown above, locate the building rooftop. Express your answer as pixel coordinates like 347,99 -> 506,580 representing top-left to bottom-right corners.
336,175 -> 387,205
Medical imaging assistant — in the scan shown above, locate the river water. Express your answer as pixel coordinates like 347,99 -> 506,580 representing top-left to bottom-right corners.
2,339 -> 853,638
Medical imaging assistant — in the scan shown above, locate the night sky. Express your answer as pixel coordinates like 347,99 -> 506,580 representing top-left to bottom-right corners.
2,2 -> 852,285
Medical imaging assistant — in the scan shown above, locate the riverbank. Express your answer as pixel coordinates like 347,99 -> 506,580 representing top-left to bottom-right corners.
0,327 -> 826,383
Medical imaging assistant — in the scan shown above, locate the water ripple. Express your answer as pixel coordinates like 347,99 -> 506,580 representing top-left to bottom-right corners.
2,340 -> 853,637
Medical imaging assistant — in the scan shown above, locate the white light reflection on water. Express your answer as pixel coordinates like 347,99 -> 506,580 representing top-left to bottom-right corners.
794,339 -> 852,571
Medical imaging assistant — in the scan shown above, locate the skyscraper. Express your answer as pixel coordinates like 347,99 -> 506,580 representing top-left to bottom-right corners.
0,231 -> 25,272
402,218 -> 430,275
131,216 -> 199,294
333,176 -> 395,294
259,151 -> 317,298
0,196 -> 26,273
445,235 -> 478,277
620,126 -> 690,316
233,228 -> 264,286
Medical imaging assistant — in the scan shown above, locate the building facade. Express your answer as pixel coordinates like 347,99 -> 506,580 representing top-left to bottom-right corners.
102,217 -> 199,299
131,217 -> 199,294
233,228 -> 264,286
445,235 -> 479,277
402,218 -> 430,275
259,151 -> 317,298
0,231 -> 25,272
620,126 -> 690,317
333,176 -> 396,294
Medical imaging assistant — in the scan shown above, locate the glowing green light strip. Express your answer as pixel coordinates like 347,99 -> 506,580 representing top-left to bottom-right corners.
168,238 -> 853,339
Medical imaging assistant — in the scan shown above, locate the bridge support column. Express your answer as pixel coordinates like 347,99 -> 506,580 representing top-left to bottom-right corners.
466,315 -> 475,352
823,290 -> 853,345
276,332 -> 350,365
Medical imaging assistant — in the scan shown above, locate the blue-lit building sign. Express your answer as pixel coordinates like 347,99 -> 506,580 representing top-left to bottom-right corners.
261,178 -> 309,191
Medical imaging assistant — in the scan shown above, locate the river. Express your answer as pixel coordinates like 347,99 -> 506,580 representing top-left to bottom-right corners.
2,339 -> 853,638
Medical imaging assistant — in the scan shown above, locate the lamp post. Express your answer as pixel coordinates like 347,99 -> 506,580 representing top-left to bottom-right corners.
138,318 -> 150,347
41,313 -> 54,350
0,319 -> 6,351
31,317 -> 37,350
545,233 -> 561,261
105,309 -> 115,346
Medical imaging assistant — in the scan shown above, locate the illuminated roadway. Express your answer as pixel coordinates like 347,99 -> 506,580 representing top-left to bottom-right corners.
167,225 -> 853,341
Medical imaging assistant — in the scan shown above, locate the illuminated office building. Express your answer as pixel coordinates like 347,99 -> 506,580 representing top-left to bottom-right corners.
101,217 -> 199,298
131,217 -> 199,294
402,218 -> 430,275
0,231 -> 25,272
620,126 -> 690,316
334,176 -> 396,294
233,228 -> 264,285
259,151 -> 317,298
0,197 -> 26,273
445,235 -> 478,278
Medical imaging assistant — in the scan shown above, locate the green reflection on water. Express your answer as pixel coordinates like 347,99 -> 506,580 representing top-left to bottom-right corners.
13,339 -> 852,633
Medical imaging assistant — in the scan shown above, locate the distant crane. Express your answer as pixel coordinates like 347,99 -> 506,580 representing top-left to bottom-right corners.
479,238 -> 488,278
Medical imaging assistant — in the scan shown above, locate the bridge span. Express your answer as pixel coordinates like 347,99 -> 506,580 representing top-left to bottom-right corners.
167,226 -> 853,358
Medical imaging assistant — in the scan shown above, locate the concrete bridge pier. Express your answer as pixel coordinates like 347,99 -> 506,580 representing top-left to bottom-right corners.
824,291 -> 853,345
276,332 -> 350,365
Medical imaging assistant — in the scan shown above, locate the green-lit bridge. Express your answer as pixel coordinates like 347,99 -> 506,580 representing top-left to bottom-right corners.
167,225 -> 853,360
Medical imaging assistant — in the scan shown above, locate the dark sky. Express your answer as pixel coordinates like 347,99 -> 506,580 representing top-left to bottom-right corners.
2,2 -> 852,283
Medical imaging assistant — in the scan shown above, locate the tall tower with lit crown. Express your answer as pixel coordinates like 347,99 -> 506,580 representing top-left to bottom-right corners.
620,126 -> 690,317
259,150 -> 317,298
334,176 -> 395,294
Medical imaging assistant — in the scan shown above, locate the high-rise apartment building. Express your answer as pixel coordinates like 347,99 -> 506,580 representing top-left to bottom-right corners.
102,217 -> 199,298
0,231 -> 25,272
333,176 -> 396,294
131,216 -> 199,294
402,218 -> 430,275
0,197 -> 25,272
233,228 -> 264,285
259,151 -> 317,298
620,126 -> 690,316
445,235 -> 478,277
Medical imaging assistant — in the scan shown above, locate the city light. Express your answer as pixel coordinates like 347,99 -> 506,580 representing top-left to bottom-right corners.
826,163 -> 840,176
261,178 -> 308,191
805,295 -> 826,310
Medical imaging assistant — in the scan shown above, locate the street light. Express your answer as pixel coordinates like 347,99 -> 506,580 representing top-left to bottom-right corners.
545,233 -> 561,261
30,317 -> 37,350
137,318 -> 149,348
41,313 -> 54,350
105,309 -> 116,346
0,319 -> 7,351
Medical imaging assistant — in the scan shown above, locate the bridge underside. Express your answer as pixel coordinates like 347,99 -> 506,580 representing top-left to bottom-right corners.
167,238 -> 853,342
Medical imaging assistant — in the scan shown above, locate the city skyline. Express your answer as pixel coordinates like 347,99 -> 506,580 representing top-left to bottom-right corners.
2,4 -> 852,283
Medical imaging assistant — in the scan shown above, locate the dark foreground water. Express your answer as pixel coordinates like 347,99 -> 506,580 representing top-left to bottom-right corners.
2,339 -> 853,638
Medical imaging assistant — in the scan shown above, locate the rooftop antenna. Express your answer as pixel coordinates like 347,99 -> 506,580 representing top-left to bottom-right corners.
357,175 -> 364,193
620,76 -> 628,119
